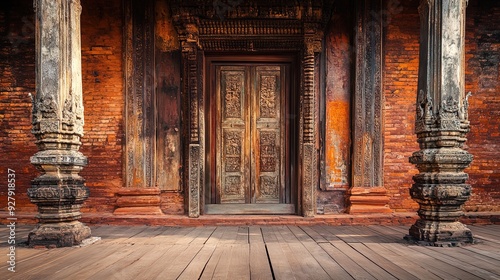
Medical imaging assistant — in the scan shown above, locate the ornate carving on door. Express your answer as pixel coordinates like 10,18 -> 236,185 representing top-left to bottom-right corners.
207,63 -> 294,214
171,1 -> 330,217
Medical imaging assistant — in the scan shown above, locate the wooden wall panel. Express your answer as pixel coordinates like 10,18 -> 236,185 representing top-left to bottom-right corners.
124,0 -> 155,188
155,0 -> 182,191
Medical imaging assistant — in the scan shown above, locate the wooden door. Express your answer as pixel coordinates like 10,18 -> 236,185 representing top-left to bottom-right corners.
209,64 -> 293,214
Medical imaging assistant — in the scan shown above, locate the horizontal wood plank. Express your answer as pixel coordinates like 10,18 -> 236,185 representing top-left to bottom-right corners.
2,225 -> 499,280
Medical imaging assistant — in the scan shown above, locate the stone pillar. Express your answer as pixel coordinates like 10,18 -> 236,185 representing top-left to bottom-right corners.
408,0 -> 473,245
28,0 -> 91,247
178,20 -> 202,218
302,23 -> 322,217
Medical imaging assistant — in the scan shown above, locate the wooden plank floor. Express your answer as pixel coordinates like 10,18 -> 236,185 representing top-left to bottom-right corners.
1,225 -> 499,279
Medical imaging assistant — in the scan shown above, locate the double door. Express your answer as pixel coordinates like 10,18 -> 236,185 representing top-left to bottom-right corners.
208,64 -> 294,213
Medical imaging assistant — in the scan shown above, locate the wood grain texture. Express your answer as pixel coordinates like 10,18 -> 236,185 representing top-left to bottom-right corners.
1,225 -> 500,279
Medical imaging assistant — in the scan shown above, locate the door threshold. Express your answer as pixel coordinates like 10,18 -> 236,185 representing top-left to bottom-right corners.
204,204 -> 296,215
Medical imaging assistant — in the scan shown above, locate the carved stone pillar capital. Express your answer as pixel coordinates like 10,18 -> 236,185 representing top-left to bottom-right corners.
29,0 -> 90,247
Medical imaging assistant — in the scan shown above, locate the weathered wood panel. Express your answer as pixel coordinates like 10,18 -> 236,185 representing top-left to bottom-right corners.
155,50 -> 182,191
155,0 -> 182,191
124,0 -> 156,189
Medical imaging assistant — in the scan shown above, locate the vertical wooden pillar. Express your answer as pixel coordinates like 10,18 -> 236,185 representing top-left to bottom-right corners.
124,0 -> 156,189
348,0 -> 391,214
120,0 -> 162,215
408,0 -> 473,245
29,0 -> 91,247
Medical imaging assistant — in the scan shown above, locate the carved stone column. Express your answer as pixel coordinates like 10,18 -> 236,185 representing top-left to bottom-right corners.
408,0 -> 473,245
302,23 -> 322,217
178,20 -> 203,218
28,0 -> 91,247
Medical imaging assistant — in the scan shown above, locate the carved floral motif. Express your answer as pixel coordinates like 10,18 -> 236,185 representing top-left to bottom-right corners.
189,145 -> 200,217
259,131 -> 277,172
225,157 -> 240,172
259,76 -> 277,118
260,176 -> 278,198
28,185 -> 88,200
224,131 -> 242,156
224,176 -> 242,196
224,74 -> 243,118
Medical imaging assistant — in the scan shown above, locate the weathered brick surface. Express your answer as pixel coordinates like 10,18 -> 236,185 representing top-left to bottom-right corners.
0,0 -> 498,219
383,0 -> 500,212
0,1 -> 37,212
464,1 -> 500,212
78,0 -> 124,213
383,0 -> 420,212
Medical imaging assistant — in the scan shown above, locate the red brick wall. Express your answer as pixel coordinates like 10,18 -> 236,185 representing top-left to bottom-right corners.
79,0 -> 124,213
0,1 -> 37,212
383,0 -> 420,212
383,0 -> 500,212
464,0 -> 500,211
1,0 -> 498,216
0,0 -> 125,214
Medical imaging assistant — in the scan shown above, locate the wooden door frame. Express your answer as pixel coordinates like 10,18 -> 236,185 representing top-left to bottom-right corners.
179,42 -> 322,217
204,54 -> 298,214
173,15 -> 325,218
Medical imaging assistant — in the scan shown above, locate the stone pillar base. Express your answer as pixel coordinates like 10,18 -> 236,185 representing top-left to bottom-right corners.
407,220 -> 474,246
28,221 -> 91,248
114,188 -> 162,215
348,187 -> 392,214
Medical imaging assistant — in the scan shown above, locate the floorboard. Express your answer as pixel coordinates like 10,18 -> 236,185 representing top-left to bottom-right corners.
248,226 -> 274,279
198,244 -> 227,280
334,241 -> 398,280
177,244 -> 217,280
383,243 -> 459,280
383,243 -> 481,280
226,244 -> 251,279
81,244 -> 154,280
294,227 -> 353,279
350,242 -> 421,280
411,245 -> 500,279
470,225 -> 500,238
263,227 -> 296,280
154,244 -> 204,280
2,225 -> 500,280
319,242 -> 375,279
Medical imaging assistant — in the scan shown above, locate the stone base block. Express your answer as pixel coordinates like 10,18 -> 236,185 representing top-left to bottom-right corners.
408,220 -> 474,245
28,221 -> 91,248
114,206 -> 163,215
348,187 -> 392,214
114,188 -> 163,215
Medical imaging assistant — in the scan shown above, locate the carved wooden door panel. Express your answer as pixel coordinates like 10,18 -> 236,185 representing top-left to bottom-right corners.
252,66 -> 283,204
217,66 -> 250,203
216,65 -> 285,205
